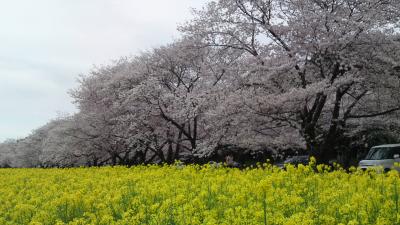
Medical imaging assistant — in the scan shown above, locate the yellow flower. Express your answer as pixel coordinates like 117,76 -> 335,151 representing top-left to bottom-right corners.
0,164 -> 399,224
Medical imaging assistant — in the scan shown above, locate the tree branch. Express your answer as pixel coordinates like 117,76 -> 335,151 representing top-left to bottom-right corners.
347,107 -> 400,119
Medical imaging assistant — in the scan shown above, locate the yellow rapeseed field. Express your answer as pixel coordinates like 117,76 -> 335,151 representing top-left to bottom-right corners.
0,160 -> 399,225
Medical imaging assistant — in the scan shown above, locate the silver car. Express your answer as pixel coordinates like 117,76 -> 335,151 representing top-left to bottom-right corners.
359,144 -> 400,171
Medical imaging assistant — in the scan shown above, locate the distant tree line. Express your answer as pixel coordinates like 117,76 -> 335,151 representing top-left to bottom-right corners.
1,0 -> 400,168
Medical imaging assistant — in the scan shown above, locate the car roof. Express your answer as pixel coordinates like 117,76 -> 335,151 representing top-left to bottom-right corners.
284,155 -> 308,162
289,155 -> 309,158
372,144 -> 400,148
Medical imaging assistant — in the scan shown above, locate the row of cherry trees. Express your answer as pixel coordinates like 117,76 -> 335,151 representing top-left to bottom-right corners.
1,0 -> 400,167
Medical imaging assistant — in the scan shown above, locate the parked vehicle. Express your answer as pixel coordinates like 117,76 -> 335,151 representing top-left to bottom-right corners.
358,144 -> 400,171
276,155 -> 309,169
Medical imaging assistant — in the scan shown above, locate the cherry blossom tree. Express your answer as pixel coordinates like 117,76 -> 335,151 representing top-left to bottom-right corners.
181,0 -> 400,162
71,58 -> 154,165
0,139 -> 17,168
4,0 -> 400,167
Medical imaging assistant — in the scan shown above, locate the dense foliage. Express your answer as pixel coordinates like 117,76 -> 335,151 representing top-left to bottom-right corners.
1,163 -> 400,224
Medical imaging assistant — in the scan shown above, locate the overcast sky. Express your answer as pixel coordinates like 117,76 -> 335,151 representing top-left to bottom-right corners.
0,0 -> 207,142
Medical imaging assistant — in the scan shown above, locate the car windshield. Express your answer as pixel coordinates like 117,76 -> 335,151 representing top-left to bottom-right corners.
365,147 -> 400,160
284,156 -> 308,164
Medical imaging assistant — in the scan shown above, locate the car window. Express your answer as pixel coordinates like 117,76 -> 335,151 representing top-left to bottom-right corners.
365,147 -> 400,160
392,147 -> 400,155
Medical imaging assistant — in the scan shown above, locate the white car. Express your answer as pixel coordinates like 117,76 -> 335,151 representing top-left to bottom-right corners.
358,144 -> 400,172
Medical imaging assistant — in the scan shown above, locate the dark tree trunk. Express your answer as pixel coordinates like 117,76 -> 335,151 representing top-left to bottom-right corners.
111,153 -> 118,165
166,140 -> 174,164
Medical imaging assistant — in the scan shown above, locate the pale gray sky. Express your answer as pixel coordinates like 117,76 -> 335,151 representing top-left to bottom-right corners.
0,0 -> 207,141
